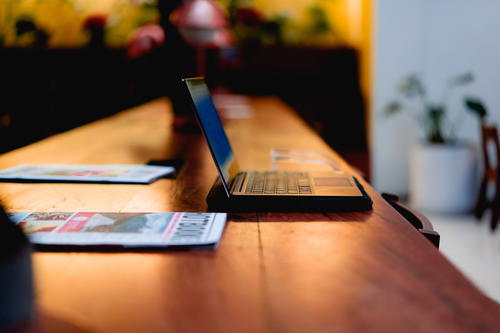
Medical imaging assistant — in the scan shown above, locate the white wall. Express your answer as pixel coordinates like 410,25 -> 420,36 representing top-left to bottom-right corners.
372,0 -> 500,195
372,0 -> 426,194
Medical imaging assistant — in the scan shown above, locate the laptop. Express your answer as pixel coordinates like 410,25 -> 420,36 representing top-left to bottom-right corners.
183,77 -> 372,212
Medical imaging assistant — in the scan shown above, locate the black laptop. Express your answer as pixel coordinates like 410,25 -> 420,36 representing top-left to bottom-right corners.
183,77 -> 372,212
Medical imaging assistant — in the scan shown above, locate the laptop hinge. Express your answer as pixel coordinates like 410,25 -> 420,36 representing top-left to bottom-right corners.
231,172 -> 247,194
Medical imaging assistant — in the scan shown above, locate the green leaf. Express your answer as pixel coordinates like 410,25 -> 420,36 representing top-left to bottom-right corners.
426,105 -> 445,143
308,5 -> 331,34
465,97 -> 487,119
383,101 -> 402,117
449,72 -> 474,86
428,105 -> 445,122
397,74 -> 425,98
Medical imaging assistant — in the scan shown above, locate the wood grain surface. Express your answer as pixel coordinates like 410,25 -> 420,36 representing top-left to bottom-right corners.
1,98 -> 499,332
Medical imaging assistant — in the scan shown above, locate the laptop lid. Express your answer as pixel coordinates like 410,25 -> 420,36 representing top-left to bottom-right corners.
183,77 -> 240,196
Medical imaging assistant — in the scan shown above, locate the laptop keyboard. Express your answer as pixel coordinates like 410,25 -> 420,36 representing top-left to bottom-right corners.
245,171 -> 313,195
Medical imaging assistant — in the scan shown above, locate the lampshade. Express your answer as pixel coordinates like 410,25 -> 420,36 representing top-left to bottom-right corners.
171,0 -> 228,46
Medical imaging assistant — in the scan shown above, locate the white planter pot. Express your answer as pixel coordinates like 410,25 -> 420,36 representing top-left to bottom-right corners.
410,143 -> 478,214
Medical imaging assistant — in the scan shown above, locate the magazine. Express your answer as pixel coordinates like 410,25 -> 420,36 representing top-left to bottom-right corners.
0,164 -> 175,184
8,212 -> 227,248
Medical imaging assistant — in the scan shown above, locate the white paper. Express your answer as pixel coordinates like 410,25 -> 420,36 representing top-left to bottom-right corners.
9,212 -> 227,248
0,164 -> 174,184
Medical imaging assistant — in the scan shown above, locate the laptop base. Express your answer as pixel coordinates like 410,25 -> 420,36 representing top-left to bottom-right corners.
206,177 -> 373,212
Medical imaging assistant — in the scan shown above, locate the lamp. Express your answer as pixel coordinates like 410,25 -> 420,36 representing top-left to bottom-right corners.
171,0 -> 230,75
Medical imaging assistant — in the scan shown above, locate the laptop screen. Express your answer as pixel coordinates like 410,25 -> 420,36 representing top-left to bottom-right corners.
183,78 -> 238,195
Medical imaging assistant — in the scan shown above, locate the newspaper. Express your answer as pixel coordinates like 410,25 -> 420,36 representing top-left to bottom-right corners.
0,164 -> 174,184
8,212 -> 227,248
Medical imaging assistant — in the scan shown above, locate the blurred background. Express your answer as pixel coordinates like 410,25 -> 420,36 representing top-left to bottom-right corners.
0,0 -> 371,176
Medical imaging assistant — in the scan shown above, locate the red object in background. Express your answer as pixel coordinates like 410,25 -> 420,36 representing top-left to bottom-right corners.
83,14 -> 107,30
234,7 -> 264,26
127,24 -> 166,59
212,29 -> 234,48
83,14 -> 108,48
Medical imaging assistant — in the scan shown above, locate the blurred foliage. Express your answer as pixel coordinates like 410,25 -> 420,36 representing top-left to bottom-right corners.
0,0 -> 349,48
308,5 -> 331,35
465,98 -> 488,121
0,0 -> 159,48
384,73 -> 486,144
217,0 -> 340,46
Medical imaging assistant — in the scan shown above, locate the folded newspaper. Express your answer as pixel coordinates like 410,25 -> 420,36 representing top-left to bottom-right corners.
8,212 -> 227,249
0,164 -> 174,184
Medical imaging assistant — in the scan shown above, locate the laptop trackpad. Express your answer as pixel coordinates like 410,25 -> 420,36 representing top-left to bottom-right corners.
312,176 -> 362,196
313,177 -> 352,187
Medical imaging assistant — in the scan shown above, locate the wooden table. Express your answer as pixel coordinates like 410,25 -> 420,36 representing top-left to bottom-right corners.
1,98 -> 499,332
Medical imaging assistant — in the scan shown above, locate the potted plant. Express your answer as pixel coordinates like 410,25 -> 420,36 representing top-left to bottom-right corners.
384,73 -> 488,213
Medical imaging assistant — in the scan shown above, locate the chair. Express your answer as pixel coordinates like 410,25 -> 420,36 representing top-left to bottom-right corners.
474,125 -> 500,231
382,193 -> 440,248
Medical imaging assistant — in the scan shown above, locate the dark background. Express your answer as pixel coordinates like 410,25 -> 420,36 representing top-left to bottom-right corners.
0,0 -> 368,176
